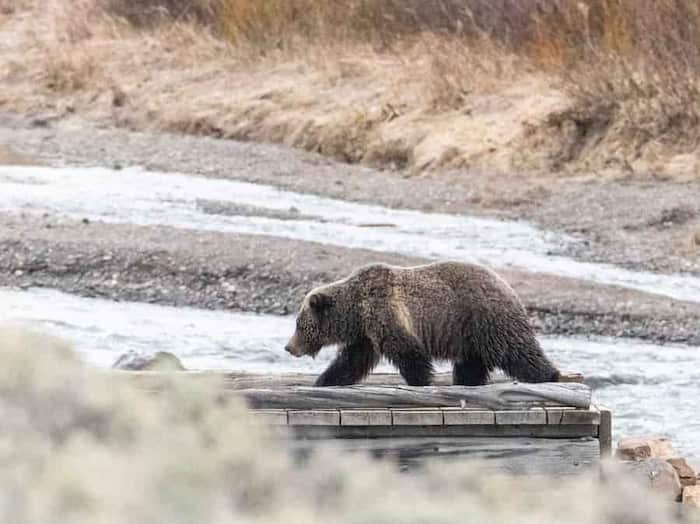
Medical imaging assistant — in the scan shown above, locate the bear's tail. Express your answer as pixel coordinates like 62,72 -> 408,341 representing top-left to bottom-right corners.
500,338 -> 560,383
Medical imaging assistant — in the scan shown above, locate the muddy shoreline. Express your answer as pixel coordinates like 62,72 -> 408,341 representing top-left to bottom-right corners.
3,212 -> 700,345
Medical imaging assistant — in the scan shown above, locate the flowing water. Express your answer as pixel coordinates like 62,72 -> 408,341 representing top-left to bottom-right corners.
3,165 -> 700,302
2,287 -> 699,459
1,164 -> 699,459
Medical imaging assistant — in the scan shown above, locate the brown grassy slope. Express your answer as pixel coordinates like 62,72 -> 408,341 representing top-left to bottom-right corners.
2,0 -> 700,178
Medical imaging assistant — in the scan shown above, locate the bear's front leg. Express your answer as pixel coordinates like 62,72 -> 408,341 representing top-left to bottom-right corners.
380,333 -> 434,386
314,337 -> 379,386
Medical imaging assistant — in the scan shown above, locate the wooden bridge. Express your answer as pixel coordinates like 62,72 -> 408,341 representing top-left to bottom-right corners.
128,371 -> 610,476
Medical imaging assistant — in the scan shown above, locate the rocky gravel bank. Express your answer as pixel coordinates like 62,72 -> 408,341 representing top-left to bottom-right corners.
3,213 -> 700,346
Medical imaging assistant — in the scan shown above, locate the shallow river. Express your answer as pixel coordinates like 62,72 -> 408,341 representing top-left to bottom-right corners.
3,165 -> 700,302
3,287 -> 699,459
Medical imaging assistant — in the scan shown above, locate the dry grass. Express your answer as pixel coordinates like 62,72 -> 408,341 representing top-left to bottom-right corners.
3,0 -> 700,178
526,0 -> 700,174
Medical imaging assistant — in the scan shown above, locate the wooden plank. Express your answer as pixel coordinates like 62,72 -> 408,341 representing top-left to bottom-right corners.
253,407 -> 600,427
546,407 -> 600,425
233,383 -> 591,410
391,409 -> 443,426
598,406 -> 613,457
545,407 -> 574,424
287,437 -> 600,476
442,409 -> 496,425
563,408 -> 600,425
288,410 -> 340,426
288,424 -> 599,439
252,409 -> 287,425
121,370 -> 584,390
340,409 -> 392,426
556,372 -> 584,383
563,407 -> 600,425
496,409 -> 547,425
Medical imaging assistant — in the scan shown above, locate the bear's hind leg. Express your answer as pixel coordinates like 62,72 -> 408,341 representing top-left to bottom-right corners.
499,337 -> 560,384
315,337 -> 379,386
380,333 -> 433,386
395,353 -> 433,386
452,353 -> 490,386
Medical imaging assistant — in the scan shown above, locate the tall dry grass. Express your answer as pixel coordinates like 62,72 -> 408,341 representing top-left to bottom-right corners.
90,0 -> 700,146
6,0 -> 700,176
97,0 -> 557,51
531,0 -> 700,164
211,0 -> 700,128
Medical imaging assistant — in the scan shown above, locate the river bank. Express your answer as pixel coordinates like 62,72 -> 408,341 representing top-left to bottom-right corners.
2,115 -> 700,277
1,210 -> 699,344
2,117 -> 700,344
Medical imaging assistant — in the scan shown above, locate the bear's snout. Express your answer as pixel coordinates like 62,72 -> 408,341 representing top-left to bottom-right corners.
284,332 -> 303,357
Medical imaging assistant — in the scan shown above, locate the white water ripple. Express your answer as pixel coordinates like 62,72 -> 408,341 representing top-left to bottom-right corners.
2,165 -> 700,302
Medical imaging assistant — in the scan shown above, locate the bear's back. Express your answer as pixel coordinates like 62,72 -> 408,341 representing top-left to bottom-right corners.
384,261 -> 523,320
347,261 -> 521,312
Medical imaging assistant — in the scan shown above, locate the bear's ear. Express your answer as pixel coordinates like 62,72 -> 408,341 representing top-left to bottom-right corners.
309,292 -> 332,310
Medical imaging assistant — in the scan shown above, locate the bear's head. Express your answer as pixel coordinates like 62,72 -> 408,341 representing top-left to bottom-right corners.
286,279 -> 365,359
285,291 -> 336,358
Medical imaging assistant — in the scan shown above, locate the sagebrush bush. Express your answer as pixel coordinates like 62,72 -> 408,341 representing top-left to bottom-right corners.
0,326 -> 681,524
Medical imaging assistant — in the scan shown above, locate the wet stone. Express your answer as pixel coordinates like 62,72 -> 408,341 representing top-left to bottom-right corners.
112,350 -> 186,371
667,458 -> 697,487
616,437 -> 676,461
683,486 -> 700,508
620,459 -> 682,500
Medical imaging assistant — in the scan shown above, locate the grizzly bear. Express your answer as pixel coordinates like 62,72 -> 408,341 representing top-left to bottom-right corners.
284,261 -> 560,387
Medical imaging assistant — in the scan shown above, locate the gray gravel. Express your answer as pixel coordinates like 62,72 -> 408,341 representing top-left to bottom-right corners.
2,113 -> 700,275
2,113 -> 700,346
0,212 -> 416,314
3,212 -> 700,345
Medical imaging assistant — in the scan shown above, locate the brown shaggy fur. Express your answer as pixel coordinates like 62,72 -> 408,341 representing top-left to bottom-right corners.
285,261 -> 560,386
